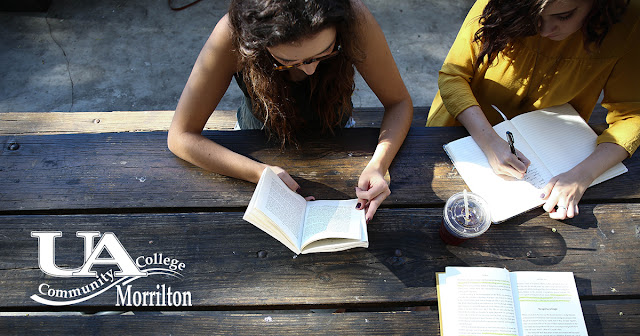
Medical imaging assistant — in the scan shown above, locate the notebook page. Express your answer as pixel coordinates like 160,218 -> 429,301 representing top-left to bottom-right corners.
444,121 -> 553,222
511,104 -> 627,185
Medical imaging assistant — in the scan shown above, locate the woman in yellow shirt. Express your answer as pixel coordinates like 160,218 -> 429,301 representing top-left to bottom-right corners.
428,0 -> 639,220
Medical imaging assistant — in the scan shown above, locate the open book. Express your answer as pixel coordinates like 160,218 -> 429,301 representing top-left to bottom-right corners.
444,104 -> 627,222
437,267 -> 588,336
243,167 -> 368,254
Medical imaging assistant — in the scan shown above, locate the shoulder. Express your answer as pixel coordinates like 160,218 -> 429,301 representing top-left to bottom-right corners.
348,0 -> 383,50
349,0 -> 389,46
200,14 -> 240,72
350,0 -> 374,29
619,0 -> 640,40
455,0 -> 489,40
599,0 -> 640,55
205,14 -> 235,51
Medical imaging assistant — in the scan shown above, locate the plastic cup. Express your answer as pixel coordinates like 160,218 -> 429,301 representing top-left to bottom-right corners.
439,191 -> 491,245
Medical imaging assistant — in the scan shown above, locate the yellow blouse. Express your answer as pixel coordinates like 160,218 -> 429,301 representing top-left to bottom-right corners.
427,0 -> 640,155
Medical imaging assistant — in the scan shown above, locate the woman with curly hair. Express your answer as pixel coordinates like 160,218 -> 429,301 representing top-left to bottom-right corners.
168,0 -> 413,222
428,0 -> 639,220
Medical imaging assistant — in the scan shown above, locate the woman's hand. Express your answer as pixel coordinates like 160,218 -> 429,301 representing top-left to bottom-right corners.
540,169 -> 591,219
269,166 -> 315,201
540,142 -> 628,220
482,135 -> 531,179
456,105 -> 530,179
355,165 -> 391,223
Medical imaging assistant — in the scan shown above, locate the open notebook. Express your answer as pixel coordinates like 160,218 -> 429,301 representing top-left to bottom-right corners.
444,104 -> 627,223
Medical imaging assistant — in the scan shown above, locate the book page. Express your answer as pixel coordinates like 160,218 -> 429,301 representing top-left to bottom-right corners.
511,104 -> 627,185
445,121 -> 553,222
511,272 -> 588,336
253,168 -> 307,248
300,199 -> 365,248
438,267 -> 519,336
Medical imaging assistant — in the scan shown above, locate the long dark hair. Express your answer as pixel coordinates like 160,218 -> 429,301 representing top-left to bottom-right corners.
228,0 -> 363,146
473,0 -> 630,67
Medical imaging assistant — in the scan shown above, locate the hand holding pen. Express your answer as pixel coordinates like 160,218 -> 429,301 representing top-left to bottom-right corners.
487,105 -> 531,179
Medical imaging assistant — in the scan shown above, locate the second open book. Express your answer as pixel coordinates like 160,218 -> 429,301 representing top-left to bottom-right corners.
243,167 -> 368,254
437,267 -> 588,336
444,104 -> 627,223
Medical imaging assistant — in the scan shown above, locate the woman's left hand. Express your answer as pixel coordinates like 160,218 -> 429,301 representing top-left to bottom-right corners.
355,166 -> 391,223
541,142 -> 629,220
541,169 -> 592,219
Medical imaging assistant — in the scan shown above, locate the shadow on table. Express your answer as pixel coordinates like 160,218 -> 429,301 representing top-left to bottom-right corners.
295,178 -> 351,200
368,228 -> 470,288
479,209 -> 570,266
368,207 -> 604,288
579,280 -> 605,336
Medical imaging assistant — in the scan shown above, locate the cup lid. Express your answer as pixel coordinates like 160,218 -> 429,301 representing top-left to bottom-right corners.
443,192 -> 491,238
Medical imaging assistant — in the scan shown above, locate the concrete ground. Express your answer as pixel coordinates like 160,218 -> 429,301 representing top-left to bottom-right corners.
0,0 -> 475,113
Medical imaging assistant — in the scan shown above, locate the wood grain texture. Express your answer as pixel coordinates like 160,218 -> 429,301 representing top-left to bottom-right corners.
0,311 -> 441,336
0,111 -> 237,134
0,107 -> 429,135
1,204 -> 638,308
0,302 -> 637,336
1,128 -> 637,212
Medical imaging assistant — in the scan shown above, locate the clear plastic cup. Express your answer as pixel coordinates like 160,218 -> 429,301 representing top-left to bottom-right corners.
439,191 -> 491,245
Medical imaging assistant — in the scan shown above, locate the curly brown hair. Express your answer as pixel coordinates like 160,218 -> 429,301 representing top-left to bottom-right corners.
228,0 -> 364,146
473,0 -> 630,67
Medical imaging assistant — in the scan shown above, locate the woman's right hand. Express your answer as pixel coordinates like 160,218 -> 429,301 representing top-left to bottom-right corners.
456,105 -> 531,180
269,166 -> 315,201
481,135 -> 531,179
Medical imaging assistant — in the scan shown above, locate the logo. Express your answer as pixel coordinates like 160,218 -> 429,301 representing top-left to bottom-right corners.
30,231 -> 192,307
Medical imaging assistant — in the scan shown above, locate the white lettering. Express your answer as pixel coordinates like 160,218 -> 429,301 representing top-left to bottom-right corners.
114,284 -> 192,307
73,233 -> 146,277
32,231 -> 145,278
135,253 -> 185,271
116,284 -> 131,306
31,231 -> 80,277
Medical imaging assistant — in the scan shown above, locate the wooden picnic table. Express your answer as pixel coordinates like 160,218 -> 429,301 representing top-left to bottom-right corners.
0,108 -> 639,335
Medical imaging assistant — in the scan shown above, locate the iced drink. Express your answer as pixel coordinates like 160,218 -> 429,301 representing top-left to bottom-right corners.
439,191 -> 491,245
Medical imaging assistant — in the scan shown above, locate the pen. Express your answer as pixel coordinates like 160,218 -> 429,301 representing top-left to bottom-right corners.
506,131 -> 517,157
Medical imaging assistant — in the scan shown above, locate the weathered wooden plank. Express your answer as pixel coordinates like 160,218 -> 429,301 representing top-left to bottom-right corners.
0,107 -> 429,135
1,128 -> 637,212
0,110 -> 237,134
1,204 -> 638,308
0,301 -> 636,336
0,311 -> 441,336
581,301 -> 640,335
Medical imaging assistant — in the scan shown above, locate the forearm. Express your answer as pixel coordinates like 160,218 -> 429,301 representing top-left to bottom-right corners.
456,105 -> 501,151
168,131 -> 267,184
571,142 -> 628,183
367,99 -> 413,173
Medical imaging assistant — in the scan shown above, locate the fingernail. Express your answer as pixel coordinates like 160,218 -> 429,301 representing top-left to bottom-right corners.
540,193 -> 545,198
366,218 -> 370,224
356,202 -> 361,209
